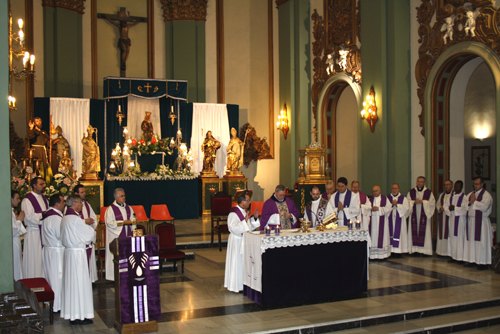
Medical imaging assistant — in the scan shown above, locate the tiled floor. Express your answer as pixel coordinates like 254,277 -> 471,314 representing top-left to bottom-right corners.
43,218 -> 500,333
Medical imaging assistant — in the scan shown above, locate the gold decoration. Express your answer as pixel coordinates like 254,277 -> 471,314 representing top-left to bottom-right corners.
81,125 -> 101,180
42,0 -> 86,15
226,127 -> 244,176
201,131 -> 221,177
415,0 -> 500,136
161,0 -> 208,21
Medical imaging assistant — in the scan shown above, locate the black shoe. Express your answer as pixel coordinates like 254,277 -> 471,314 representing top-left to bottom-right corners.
81,318 -> 94,325
70,320 -> 82,325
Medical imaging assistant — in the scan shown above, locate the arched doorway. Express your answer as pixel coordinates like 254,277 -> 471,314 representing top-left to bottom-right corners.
317,73 -> 362,182
424,42 -> 500,229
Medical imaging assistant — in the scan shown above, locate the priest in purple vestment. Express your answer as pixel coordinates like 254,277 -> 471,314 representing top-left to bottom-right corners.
260,185 -> 300,230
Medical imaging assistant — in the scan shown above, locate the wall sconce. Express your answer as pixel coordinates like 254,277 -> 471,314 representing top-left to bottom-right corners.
360,86 -> 378,132
169,103 -> 177,125
276,103 -> 290,140
116,104 -> 125,126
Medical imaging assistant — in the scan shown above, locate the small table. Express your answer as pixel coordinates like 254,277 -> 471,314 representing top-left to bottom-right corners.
243,229 -> 370,307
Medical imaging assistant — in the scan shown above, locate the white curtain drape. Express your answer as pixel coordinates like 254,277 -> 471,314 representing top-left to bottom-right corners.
190,103 -> 230,178
127,96 -> 161,140
50,98 -> 90,179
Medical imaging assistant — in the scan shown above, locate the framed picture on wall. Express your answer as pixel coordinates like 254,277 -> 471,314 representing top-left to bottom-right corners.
471,146 -> 490,180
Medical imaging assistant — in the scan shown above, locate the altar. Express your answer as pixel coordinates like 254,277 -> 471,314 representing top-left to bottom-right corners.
243,229 -> 369,307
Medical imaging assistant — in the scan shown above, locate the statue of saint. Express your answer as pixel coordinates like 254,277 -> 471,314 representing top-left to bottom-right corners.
58,149 -> 77,179
201,131 -> 221,175
50,125 -> 70,173
141,111 -> 154,142
81,125 -> 101,180
226,127 -> 244,174
27,117 -> 49,177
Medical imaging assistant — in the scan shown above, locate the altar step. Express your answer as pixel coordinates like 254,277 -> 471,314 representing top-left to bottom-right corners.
261,298 -> 500,334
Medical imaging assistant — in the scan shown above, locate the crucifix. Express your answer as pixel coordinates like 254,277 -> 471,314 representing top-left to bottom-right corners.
97,7 -> 147,77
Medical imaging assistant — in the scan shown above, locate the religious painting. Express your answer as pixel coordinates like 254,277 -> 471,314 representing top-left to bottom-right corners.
79,180 -> 104,217
471,146 -> 490,180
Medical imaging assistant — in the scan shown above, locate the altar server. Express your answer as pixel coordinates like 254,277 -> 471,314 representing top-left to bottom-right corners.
387,183 -> 410,254
104,188 -> 136,281
42,195 -> 65,312
261,185 -> 300,230
11,190 -> 26,281
351,181 -> 371,230
304,186 -> 329,227
74,184 -> 98,282
436,179 -> 453,257
60,196 -> 95,325
407,176 -> 435,255
224,191 -> 260,292
327,177 -> 359,227
448,180 -> 468,262
466,177 -> 493,268
21,177 -> 48,278
369,185 -> 392,259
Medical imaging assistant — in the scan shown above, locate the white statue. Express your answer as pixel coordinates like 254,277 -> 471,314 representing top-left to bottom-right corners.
441,16 -> 455,44
464,10 -> 479,37
338,49 -> 349,72
326,54 -> 335,75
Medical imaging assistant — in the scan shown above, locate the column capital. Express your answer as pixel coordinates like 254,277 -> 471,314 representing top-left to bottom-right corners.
161,0 -> 208,22
42,0 -> 85,15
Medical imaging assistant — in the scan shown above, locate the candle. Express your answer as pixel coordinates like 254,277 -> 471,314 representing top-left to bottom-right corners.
17,18 -> 24,29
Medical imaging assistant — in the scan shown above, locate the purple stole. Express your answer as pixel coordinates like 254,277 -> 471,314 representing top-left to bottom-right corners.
438,192 -> 451,240
305,198 -> 328,225
82,200 -> 92,219
112,204 -> 133,238
67,208 -> 92,264
26,192 -> 49,246
387,194 -> 405,248
473,189 -> 486,241
453,193 -> 465,237
409,188 -> 432,247
42,208 -> 62,219
369,196 -> 387,248
231,207 -> 246,221
359,192 -> 367,205
334,190 -> 352,225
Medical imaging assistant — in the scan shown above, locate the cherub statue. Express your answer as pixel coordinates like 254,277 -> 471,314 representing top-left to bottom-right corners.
326,53 -> 335,75
338,48 -> 349,71
464,10 -> 479,37
441,16 -> 455,44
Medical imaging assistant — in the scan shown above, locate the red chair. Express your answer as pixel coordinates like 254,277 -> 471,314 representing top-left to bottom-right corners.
210,192 -> 232,251
130,205 -> 149,222
150,204 -> 175,234
250,201 -> 264,217
99,206 -> 108,223
155,223 -> 186,273
18,277 -> 55,324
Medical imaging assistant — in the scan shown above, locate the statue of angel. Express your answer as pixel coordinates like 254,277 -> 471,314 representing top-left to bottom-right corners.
326,53 -> 335,75
441,16 -> 455,44
464,10 -> 480,37
338,49 -> 349,72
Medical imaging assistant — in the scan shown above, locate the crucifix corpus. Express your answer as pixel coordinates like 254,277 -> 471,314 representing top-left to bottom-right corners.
97,7 -> 147,77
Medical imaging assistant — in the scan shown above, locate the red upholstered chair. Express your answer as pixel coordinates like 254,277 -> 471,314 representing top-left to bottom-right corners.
250,201 -> 264,218
155,223 -> 186,273
99,206 -> 107,223
150,204 -> 175,234
18,277 -> 55,324
210,192 -> 232,251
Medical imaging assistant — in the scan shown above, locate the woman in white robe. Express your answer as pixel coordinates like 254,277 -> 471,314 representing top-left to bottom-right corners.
60,196 -> 96,323
224,193 -> 260,293
11,191 -> 26,281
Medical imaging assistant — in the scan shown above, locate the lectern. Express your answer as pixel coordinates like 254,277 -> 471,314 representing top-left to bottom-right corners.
110,235 -> 161,333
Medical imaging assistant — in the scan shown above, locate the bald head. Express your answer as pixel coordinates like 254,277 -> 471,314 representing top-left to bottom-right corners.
372,185 -> 381,197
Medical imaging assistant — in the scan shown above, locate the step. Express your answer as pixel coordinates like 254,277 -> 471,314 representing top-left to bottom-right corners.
254,298 -> 500,334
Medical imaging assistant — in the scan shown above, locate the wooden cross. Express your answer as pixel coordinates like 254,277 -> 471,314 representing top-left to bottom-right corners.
97,7 -> 147,77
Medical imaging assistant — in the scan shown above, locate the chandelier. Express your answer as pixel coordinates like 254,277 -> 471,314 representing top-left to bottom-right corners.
8,4 -> 36,112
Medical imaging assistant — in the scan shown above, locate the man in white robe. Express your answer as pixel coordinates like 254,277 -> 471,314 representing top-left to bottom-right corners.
387,183 -> 410,254
224,191 -> 260,293
448,180 -> 468,262
105,188 -> 136,281
74,184 -> 98,282
436,179 -> 453,257
351,181 -> 371,230
11,190 -> 26,281
21,176 -> 48,278
60,196 -> 96,325
42,195 -> 65,313
466,176 -> 493,268
407,176 -> 436,255
327,177 -> 359,227
368,185 -> 392,259
304,186 -> 329,227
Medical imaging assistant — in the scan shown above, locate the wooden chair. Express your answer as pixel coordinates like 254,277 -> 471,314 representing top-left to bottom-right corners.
149,204 -> 175,234
18,278 -> 55,324
155,223 -> 186,273
210,192 -> 232,251
95,221 -> 107,281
